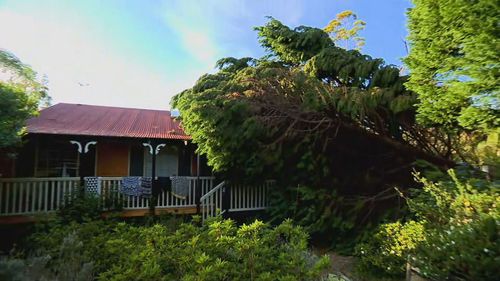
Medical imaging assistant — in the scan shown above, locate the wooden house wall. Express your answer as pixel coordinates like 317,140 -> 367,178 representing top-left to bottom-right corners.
1,135 -> 209,178
96,141 -> 129,177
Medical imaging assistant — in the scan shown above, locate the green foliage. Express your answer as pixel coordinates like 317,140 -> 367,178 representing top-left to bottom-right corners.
172,19 -> 419,180
355,221 -> 425,279
255,18 -> 331,65
0,50 -> 49,148
476,129 -> 500,178
1,233 -> 94,281
0,84 -> 38,148
172,18 -> 445,254
267,185 -> 404,253
27,217 -> 331,280
103,219 -> 330,281
55,190 -> 124,223
173,62 -> 328,178
357,170 -> 500,280
0,50 -> 40,85
57,192 -> 103,223
408,170 -> 499,280
28,219 -> 115,275
404,0 -> 500,132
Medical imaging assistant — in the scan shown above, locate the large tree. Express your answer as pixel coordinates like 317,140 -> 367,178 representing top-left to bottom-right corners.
172,19 -> 457,243
0,50 -> 49,148
173,19 -> 454,179
404,0 -> 499,132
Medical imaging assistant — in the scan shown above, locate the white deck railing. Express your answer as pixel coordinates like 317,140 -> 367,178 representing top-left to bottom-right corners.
200,181 -> 273,221
229,181 -> 272,212
0,176 -> 215,216
99,177 -> 215,210
0,177 -> 272,218
0,177 -> 80,215
200,181 -> 224,221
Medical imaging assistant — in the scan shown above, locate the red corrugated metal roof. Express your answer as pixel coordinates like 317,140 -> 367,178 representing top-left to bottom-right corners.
27,103 -> 190,140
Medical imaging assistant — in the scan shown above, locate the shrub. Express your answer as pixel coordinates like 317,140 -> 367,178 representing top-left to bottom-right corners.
100,218 -> 330,281
355,221 -> 425,279
0,233 -> 93,281
27,217 -> 331,280
409,170 -> 499,280
267,185 -> 400,253
54,189 -> 125,223
57,191 -> 103,223
356,170 -> 499,280
28,218 -> 118,275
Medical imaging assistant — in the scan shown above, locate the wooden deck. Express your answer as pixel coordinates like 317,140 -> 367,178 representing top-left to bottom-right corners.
116,206 -> 198,217
0,206 -> 199,224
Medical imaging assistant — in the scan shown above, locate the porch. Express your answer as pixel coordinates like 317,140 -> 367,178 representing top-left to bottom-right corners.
0,176 -> 272,223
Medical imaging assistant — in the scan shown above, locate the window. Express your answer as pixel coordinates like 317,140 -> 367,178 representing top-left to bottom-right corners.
143,146 -> 178,177
36,140 -> 79,177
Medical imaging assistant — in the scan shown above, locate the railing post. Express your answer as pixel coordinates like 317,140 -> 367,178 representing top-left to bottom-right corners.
222,182 -> 230,215
195,178 -> 201,214
149,144 -> 157,216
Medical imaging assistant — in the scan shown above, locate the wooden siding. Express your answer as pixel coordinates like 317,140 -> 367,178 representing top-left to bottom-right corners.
96,142 -> 129,176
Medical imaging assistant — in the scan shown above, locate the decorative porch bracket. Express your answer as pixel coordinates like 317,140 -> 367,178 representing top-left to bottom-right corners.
142,142 -> 166,214
70,140 -> 97,153
70,140 -> 98,189
142,143 -> 166,155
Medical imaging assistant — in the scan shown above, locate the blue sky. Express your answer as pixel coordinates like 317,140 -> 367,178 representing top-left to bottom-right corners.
0,0 -> 412,109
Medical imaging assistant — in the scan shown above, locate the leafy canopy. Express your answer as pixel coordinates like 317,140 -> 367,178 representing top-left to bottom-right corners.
0,49 -> 49,148
171,19 -> 458,249
404,0 -> 499,132
172,18 -> 453,182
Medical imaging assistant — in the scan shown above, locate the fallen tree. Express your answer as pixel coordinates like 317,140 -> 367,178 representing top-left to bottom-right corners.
172,19 -> 458,247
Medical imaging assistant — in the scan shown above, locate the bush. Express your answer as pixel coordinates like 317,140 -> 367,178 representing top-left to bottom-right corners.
409,170 -> 499,280
356,170 -> 499,280
267,185 -> 401,253
57,191 -> 103,223
27,217 -> 331,280
28,219 -> 115,275
0,233 -> 93,281
355,221 -> 425,279
55,189 -> 124,223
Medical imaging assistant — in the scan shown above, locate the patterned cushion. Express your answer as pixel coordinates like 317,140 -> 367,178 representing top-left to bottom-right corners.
140,177 -> 152,198
84,177 -> 101,195
120,177 -> 142,197
170,176 -> 190,197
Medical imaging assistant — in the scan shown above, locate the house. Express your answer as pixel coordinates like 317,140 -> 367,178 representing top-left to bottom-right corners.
0,103 -> 210,179
0,103 -> 270,223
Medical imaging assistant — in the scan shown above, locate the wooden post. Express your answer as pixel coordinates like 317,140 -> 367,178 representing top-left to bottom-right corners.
222,181 -> 230,215
195,153 -> 201,214
406,260 -> 411,281
145,141 -> 166,216
149,140 -> 157,215
70,140 -> 97,195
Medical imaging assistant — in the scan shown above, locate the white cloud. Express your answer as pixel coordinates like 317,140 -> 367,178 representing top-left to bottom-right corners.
160,1 -> 220,70
0,0 -> 305,110
160,0 -> 304,64
0,7 -> 193,110
163,15 -> 218,67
